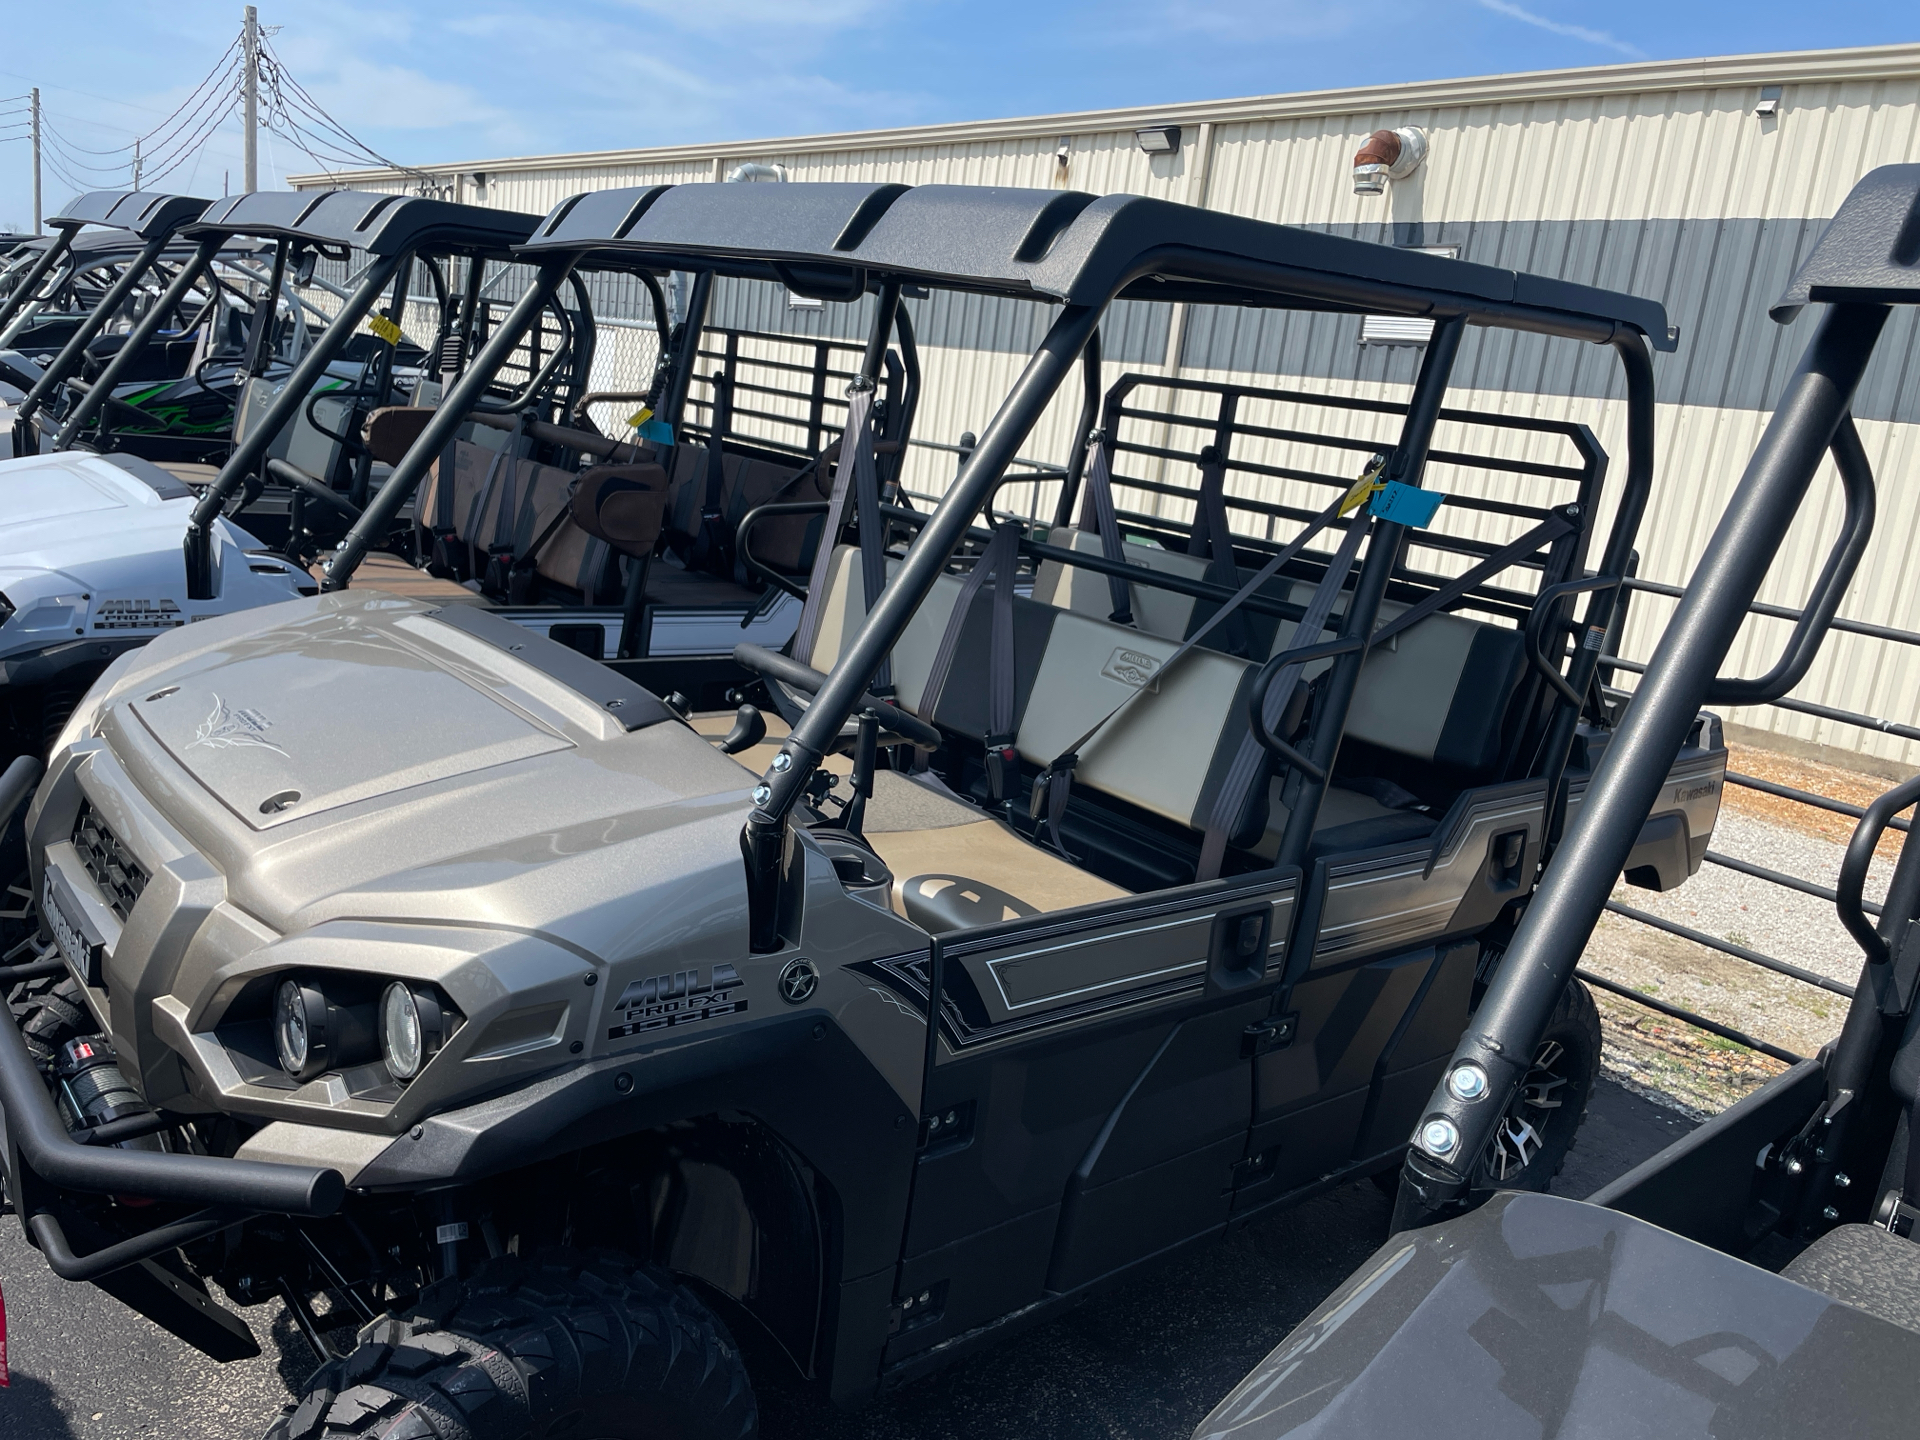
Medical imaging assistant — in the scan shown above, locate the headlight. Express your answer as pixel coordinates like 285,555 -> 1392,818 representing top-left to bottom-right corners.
273,977 -> 376,1081
381,982 -> 447,1081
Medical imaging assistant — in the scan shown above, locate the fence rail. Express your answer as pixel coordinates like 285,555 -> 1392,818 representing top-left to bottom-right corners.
1593,572 -> 1919,1066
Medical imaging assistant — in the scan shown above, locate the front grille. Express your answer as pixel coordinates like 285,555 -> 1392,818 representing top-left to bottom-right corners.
72,803 -> 149,923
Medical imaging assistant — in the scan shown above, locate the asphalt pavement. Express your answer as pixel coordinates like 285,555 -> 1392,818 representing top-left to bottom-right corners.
0,1079 -> 1693,1440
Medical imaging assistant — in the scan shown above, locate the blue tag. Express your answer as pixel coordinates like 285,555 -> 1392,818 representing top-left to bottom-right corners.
638,417 -> 675,448
1370,481 -> 1445,528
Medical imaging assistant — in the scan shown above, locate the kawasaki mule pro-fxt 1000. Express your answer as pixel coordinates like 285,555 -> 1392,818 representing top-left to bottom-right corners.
5,180 -> 1721,1437
0,190 -> 540,767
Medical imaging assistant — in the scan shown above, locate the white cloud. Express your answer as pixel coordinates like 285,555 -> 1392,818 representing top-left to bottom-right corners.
1477,0 -> 1643,58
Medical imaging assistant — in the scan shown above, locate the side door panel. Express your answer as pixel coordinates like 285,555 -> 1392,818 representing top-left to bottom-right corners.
862,872 -> 1297,1361
1239,939 -> 1477,1212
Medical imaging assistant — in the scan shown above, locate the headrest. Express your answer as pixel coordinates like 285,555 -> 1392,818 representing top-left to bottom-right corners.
569,462 -> 670,558
362,406 -> 436,465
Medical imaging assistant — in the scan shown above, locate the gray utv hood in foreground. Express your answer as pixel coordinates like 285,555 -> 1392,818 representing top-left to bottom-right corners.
1195,1192 -> 1920,1440
71,592 -> 751,936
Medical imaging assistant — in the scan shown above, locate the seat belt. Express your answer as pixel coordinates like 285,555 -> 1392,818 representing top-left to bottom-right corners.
1194,512 -> 1371,881
689,372 -> 732,576
1029,475 -> 1374,857
1187,445 -> 1253,656
919,521 -> 1023,801
1368,507 -> 1580,649
790,378 -> 891,689
466,414 -> 528,581
506,483 -> 583,604
1189,497 -> 1579,880
1074,430 -> 1135,625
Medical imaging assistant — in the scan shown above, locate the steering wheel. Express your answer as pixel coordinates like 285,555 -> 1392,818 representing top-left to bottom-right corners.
733,642 -> 943,750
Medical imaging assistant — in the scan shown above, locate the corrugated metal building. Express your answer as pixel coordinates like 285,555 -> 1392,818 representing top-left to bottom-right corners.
294,42 -> 1920,772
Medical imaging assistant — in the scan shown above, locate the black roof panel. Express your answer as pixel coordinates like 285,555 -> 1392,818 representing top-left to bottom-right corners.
523,181 -> 1675,350
1773,164 -> 1920,322
187,189 -> 541,256
47,191 -> 212,240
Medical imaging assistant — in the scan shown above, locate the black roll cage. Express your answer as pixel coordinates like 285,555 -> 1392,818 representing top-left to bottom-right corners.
179,190 -> 544,597
1400,162 -> 1920,1231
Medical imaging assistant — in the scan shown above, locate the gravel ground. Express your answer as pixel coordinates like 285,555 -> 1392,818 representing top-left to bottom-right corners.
1578,741 -> 1909,1118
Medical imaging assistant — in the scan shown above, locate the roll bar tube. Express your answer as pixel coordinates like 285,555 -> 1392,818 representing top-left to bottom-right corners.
1837,774 -> 1920,971
323,256 -> 577,590
0,222 -> 80,340
54,236 -> 223,449
1529,334 -> 1658,863
1273,314 -> 1466,873
1052,327 -> 1104,529
184,248 -> 406,599
740,300 -> 1103,950
15,229 -> 176,428
1396,302 -> 1893,1226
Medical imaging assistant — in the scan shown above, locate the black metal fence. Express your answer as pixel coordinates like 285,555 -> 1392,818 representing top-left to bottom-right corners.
1591,584 -> 1920,1065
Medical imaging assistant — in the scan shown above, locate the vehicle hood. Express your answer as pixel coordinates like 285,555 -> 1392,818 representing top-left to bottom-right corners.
0,450 -> 200,572
0,450 -> 299,656
77,592 -> 757,944
1193,1192 -> 1920,1440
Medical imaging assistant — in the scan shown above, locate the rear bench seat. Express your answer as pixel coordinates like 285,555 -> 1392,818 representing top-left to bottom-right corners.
416,432 -> 623,602
1033,525 -> 1527,778
796,529 -> 1526,931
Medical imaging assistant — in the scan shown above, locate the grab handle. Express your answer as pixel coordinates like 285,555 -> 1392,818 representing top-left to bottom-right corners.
1705,415 -> 1875,706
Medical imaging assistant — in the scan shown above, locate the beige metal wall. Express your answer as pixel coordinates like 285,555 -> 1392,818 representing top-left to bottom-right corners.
297,43 -> 1920,767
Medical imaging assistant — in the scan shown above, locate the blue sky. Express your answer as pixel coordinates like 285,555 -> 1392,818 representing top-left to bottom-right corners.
0,1 -> 1912,228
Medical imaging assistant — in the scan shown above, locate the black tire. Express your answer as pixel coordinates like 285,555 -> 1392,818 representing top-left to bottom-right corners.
9,972 -> 92,1069
267,1249 -> 756,1440
1475,978 -> 1601,1191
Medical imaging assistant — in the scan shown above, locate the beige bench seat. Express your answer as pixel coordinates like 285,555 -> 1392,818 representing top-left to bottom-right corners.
697,708 -> 1123,929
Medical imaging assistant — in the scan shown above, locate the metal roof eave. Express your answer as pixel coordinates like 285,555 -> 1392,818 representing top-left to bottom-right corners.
285,42 -> 1920,189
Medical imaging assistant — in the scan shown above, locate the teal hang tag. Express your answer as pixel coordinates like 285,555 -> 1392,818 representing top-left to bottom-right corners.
1370,481 -> 1445,528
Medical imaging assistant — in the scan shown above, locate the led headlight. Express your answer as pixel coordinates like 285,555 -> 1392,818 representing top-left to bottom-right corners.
381,982 -> 447,1081
273,977 -> 376,1082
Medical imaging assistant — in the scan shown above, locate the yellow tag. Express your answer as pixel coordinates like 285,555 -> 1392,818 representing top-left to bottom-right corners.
626,407 -> 654,430
367,314 -> 403,346
1339,456 -> 1389,517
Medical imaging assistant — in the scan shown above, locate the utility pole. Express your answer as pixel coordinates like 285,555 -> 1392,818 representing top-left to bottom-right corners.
133,138 -> 142,191
29,88 -> 41,233
242,5 -> 259,192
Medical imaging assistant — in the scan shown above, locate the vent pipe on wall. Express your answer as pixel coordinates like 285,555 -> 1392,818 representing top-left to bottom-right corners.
1353,127 -> 1428,196
726,161 -> 788,183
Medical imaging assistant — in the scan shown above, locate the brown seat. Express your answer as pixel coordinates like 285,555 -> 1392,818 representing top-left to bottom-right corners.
321,552 -> 489,603
362,406 -> 436,465
697,709 -> 1123,926
569,463 -> 669,559
154,461 -> 221,488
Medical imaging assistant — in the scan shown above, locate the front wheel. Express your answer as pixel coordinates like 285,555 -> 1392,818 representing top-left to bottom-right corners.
268,1249 -> 756,1440
1476,978 -> 1601,1191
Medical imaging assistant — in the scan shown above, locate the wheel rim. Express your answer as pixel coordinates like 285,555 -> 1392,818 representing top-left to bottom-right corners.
1484,1038 -> 1572,1182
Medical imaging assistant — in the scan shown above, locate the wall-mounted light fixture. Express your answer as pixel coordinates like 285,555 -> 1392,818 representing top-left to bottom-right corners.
1055,137 -> 1072,169
1135,125 -> 1181,155
1755,86 -> 1782,119
1352,126 -> 1428,197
